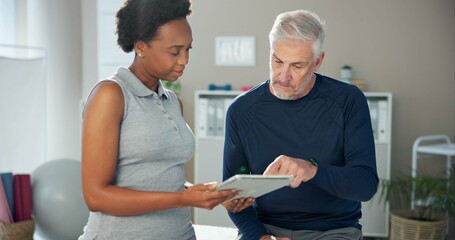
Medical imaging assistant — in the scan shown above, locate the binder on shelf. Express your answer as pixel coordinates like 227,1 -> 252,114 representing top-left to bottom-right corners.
13,174 -> 32,222
197,98 -> 208,137
0,178 -> 13,224
224,97 -> 235,117
207,99 -> 217,136
215,99 -> 225,136
0,172 -> 14,218
196,94 -> 237,138
377,100 -> 388,142
367,100 -> 379,141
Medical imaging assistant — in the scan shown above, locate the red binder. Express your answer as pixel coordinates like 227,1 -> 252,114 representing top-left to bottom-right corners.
13,174 -> 32,222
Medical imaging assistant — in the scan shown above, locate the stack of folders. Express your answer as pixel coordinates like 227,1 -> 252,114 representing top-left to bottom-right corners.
0,172 -> 32,225
198,97 -> 235,137
367,99 -> 388,142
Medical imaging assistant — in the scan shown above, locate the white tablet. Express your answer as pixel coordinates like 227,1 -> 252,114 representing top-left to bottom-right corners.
216,174 -> 293,199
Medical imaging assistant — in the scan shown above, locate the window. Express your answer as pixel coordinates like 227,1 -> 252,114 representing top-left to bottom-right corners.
0,0 -> 15,44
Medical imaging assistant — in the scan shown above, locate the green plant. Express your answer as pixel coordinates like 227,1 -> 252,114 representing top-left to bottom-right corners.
380,167 -> 455,221
163,80 -> 182,96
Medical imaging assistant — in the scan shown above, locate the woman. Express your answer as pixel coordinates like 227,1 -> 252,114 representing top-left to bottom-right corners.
79,0 -> 238,239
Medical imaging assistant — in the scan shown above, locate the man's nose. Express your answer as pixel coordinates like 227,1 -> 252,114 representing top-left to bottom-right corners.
279,66 -> 291,81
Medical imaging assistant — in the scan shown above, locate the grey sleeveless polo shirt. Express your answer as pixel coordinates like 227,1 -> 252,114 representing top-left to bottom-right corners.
79,67 -> 196,240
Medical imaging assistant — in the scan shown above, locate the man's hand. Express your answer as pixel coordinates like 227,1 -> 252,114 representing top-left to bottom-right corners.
222,197 -> 254,213
263,155 -> 317,188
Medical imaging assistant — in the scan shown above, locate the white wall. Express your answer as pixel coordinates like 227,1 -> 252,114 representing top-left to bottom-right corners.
25,0 -> 82,163
81,0 -> 98,101
0,0 -> 82,173
81,0 -> 133,100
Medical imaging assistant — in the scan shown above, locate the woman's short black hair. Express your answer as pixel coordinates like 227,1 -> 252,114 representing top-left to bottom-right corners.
116,0 -> 192,53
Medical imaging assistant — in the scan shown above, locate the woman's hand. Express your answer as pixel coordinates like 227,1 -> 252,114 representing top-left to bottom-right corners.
222,197 -> 254,213
183,183 -> 239,209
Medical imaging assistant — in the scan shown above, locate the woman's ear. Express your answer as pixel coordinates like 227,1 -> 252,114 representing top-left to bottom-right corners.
134,41 -> 147,57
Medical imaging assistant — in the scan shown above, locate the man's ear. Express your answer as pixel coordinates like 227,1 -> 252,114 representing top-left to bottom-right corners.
314,51 -> 325,72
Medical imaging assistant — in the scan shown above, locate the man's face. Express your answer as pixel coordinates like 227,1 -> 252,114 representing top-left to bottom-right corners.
269,39 -> 324,100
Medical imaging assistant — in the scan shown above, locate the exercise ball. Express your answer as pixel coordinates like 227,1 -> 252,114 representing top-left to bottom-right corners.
31,159 -> 89,240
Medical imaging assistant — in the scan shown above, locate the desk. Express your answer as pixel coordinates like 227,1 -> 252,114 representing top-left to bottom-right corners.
194,224 -> 239,240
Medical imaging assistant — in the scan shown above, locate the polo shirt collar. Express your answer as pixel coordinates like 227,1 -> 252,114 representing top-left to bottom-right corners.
114,66 -> 169,99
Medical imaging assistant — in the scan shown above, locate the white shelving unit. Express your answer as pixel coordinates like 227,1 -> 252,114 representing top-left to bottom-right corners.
411,134 -> 455,209
360,92 -> 392,238
193,91 -> 393,238
193,90 -> 241,228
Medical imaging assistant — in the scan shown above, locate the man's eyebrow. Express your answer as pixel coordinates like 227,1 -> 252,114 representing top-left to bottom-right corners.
272,53 -> 307,65
272,53 -> 282,61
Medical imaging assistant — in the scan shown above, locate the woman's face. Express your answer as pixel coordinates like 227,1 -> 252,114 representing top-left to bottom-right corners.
136,18 -> 193,82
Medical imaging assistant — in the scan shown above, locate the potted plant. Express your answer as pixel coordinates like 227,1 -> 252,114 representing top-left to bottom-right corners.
380,167 -> 455,240
163,80 -> 182,96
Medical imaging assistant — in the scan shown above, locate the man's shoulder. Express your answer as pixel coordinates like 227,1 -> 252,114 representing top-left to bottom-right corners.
316,74 -> 365,99
317,74 -> 350,90
232,81 -> 268,107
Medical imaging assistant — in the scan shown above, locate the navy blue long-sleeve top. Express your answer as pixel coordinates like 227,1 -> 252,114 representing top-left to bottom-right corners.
223,74 -> 378,240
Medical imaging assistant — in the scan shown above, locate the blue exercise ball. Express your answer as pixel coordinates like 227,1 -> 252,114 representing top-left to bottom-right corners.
31,159 -> 89,240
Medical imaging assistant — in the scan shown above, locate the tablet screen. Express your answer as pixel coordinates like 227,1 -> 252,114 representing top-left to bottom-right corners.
216,174 -> 293,199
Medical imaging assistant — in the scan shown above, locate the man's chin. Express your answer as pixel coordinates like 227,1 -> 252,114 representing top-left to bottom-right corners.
276,95 -> 295,100
271,88 -> 295,100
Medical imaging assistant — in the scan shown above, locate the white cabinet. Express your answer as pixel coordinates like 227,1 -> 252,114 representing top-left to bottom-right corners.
193,91 -> 393,237
360,92 -> 392,238
193,90 -> 241,227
